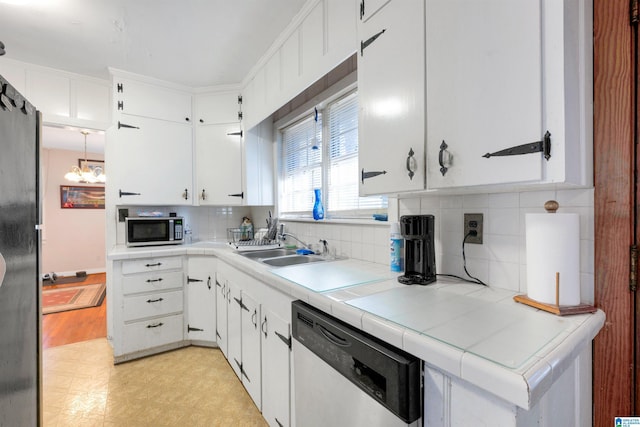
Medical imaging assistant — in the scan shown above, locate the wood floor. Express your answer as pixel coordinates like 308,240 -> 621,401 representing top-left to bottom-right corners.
41,273 -> 107,349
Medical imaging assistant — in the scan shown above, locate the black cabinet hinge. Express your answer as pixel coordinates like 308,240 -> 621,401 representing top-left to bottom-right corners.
360,0 -> 365,19
631,244 -> 638,292
361,29 -> 386,56
117,121 -> 139,130
275,331 -> 291,350
227,130 -> 243,137
188,324 -> 204,332
482,131 -> 551,160
187,276 -> 203,283
119,189 -> 141,197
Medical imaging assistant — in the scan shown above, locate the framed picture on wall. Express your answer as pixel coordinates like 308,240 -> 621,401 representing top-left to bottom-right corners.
60,185 -> 105,209
78,158 -> 105,174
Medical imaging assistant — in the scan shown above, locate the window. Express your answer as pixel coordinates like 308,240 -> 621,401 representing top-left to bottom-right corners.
279,91 -> 387,218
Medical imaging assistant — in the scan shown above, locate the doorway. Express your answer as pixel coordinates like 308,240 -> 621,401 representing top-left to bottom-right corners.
40,125 -> 107,348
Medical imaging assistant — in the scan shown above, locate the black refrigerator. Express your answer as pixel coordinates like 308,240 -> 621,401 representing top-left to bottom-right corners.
0,74 -> 41,425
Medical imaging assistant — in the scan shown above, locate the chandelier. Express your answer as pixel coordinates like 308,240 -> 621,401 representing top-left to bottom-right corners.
64,130 -> 106,184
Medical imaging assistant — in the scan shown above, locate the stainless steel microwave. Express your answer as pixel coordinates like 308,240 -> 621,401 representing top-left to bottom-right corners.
125,217 -> 184,247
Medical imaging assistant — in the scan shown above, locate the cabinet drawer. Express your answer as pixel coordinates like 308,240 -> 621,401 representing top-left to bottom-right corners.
122,314 -> 184,354
121,256 -> 183,275
122,270 -> 183,295
124,290 -> 183,322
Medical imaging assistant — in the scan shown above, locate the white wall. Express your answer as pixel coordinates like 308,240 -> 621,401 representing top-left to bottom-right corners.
41,148 -> 105,276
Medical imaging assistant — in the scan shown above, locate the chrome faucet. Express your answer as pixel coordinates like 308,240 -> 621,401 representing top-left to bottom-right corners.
279,232 -> 310,250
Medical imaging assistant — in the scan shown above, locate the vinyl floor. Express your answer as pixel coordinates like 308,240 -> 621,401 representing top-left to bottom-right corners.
42,339 -> 268,426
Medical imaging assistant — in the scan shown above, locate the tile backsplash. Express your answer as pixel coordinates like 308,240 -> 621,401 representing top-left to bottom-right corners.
119,187 -> 593,304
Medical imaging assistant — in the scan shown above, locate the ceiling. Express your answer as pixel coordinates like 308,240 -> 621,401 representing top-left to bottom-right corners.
0,0 -> 308,87
0,0 -> 310,154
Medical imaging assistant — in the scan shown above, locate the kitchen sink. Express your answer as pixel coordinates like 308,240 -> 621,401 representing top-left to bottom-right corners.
261,255 -> 328,267
240,248 -> 298,259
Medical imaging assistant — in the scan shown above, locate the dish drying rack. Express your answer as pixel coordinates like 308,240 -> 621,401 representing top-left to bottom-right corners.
227,217 -> 280,251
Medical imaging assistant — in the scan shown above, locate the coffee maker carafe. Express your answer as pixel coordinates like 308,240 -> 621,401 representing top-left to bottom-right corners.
398,215 -> 436,285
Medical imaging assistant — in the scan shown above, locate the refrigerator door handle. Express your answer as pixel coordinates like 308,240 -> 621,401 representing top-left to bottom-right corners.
0,252 -> 5,288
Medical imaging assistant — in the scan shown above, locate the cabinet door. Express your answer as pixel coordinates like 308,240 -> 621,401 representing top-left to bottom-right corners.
186,257 -> 216,343
116,79 -> 192,124
244,120 -> 274,206
195,92 -> 240,125
227,280 -> 242,380
195,123 -> 244,205
111,115 -> 193,205
425,0 -> 543,188
241,291 -> 262,409
215,272 -> 228,357
357,0 -> 425,195
261,309 -> 291,427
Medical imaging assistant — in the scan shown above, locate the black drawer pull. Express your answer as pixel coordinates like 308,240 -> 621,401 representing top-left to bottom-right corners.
146,278 -> 163,283
146,322 -> 164,328
145,263 -> 162,267
146,298 -> 164,303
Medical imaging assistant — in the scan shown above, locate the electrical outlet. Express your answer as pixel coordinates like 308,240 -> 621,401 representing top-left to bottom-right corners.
464,213 -> 483,244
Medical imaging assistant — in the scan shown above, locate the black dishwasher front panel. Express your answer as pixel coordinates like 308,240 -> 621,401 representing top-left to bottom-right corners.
292,300 -> 421,424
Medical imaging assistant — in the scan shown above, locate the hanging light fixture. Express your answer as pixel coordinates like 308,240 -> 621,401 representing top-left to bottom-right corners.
64,130 -> 106,183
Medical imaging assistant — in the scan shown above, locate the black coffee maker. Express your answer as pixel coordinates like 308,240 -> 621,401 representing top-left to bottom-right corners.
398,215 -> 436,285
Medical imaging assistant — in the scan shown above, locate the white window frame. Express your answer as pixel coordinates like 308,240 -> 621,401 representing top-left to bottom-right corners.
277,87 -> 387,220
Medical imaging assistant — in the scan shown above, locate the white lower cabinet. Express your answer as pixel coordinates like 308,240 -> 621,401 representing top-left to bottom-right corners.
240,291 -> 262,409
112,255 -> 186,362
186,256 -> 217,344
261,308 -> 291,427
217,260 -> 293,424
215,269 -> 230,358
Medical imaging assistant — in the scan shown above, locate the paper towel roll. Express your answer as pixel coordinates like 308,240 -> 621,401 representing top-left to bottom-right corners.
526,213 -> 580,306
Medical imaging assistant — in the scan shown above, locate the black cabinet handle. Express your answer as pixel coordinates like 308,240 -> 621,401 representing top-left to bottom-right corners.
145,263 -> 162,267
201,189 -> 206,201
228,192 -> 244,199
119,190 -> 141,198
199,118 -> 204,123
146,278 -> 163,283
261,316 -> 268,338
146,298 -> 164,303
361,168 -> 387,184
406,147 -> 416,180
482,131 -> 551,160
361,29 -> 386,56
183,188 -> 189,200
252,309 -> 258,328
146,322 -> 164,328
185,117 -> 190,122
439,140 -> 451,176
206,276 -> 211,290
117,121 -> 139,130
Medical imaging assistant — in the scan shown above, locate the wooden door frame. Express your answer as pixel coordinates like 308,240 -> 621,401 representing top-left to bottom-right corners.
593,0 -> 636,424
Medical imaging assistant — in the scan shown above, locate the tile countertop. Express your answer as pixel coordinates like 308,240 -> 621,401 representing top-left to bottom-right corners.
108,242 -> 605,410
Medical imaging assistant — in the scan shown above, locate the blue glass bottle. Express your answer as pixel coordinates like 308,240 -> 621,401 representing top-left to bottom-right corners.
312,188 -> 324,220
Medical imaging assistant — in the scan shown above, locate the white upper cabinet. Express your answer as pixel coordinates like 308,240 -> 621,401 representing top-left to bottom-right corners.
358,0 -> 426,195
194,91 -> 240,125
195,123 -> 244,205
426,0 -> 592,189
109,115 -> 193,205
114,78 -> 192,124
244,119 -> 274,206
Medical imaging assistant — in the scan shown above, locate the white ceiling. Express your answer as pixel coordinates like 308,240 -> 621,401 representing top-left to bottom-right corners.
0,0 -> 308,87
1,0 -> 310,154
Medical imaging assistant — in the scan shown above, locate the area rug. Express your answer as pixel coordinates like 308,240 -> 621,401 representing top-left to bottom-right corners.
42,283 -> 106,315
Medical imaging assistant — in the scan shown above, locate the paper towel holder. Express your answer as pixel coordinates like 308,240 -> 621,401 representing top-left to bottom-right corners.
513,200 -> 597,316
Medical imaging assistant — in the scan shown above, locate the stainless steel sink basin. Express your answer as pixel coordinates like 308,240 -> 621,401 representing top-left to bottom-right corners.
240,248 -> 298,259
261,255 -> 327,267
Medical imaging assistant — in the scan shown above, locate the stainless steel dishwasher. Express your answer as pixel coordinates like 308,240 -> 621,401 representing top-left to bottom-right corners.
292,301 -> 422,427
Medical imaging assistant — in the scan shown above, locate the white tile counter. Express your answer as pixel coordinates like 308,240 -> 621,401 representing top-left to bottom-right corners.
108,242 -> 605,411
